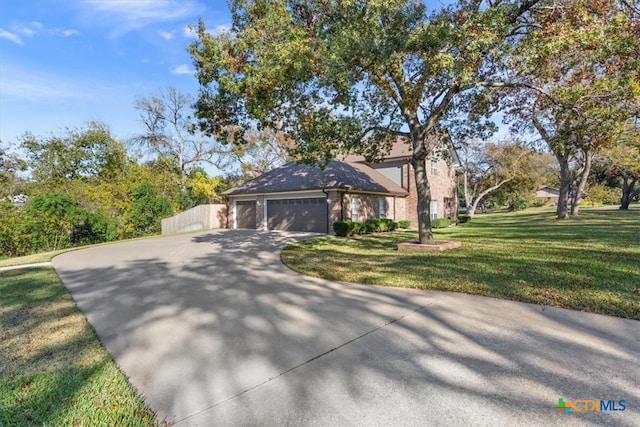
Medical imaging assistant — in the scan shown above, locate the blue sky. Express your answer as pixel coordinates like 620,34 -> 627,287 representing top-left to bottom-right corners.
0,0 -> 232,148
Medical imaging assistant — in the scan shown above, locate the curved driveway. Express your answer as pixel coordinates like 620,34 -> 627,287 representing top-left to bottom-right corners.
53,230 -> 639,426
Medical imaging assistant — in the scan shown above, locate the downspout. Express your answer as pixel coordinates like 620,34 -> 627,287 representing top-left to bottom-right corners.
393,196 -> 396,221
223,195 -> 230,229
406,161 -> 410,191
322,189 -> 330,234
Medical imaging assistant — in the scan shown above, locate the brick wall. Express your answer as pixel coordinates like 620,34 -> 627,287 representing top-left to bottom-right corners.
403,159 -> 458,226
327,190 -> 342,233
256,195 -> 266,230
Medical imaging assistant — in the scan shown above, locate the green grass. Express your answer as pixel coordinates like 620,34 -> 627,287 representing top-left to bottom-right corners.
0,268 -> 160,426
0,250 -> 68,268
282,207 -> 640,319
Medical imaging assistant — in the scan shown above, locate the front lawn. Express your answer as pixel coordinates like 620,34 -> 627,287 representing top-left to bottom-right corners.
281,207 -> 640,319
0,267 -> 159,426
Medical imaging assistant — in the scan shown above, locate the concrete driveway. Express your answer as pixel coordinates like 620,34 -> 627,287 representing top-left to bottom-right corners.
52,230 -> 639,426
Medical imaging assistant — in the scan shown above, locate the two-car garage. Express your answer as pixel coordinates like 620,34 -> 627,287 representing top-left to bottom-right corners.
267,198 -> 326,233
234,196 -> 327,233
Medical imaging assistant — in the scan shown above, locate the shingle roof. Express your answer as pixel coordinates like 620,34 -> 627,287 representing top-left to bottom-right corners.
222,160 -> 409,196
341,133 -> 460,165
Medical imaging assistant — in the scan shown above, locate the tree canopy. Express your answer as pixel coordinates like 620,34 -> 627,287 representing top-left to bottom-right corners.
503,0 -> 640,218
190,0 -> 543,242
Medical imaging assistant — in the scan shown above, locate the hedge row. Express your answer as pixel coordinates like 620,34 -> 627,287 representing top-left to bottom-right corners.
431,218 -> 451,228
334,217 -> 465,236
334,218 -> 405,236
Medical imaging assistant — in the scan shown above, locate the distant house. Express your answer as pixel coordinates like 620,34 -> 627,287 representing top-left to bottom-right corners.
535,186 -> 587,206
223,137 -> 460,233
535,186 -> 560,205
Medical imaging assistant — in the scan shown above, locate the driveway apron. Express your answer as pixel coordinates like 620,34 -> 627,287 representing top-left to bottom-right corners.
52,230 -> 640,426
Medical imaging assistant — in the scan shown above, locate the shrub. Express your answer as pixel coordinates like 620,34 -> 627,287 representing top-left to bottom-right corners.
381,218 -> 396,231
431,218 -> 451,228
333,221 -> 349,236
353,222 -> 366,234
365,218 -> 383,232
397,220 -> 411,229
584,184 -> 620,206
333,221 -> 362,236
509,200 -> 527,211
457,215 -> 471,224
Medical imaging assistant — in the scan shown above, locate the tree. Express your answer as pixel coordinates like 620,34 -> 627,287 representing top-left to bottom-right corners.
0,143 -> 26,198
185,169 -> 224,204
19,122 -> 126,184
459,140 -> 531,216
126,184 -> 174,236
228,128 -> 294,179
132,87 -> 227,190
601,120 -> 640,208
22,194 -> 83,251
504,0 -> 640,218
189,0 -> 542,243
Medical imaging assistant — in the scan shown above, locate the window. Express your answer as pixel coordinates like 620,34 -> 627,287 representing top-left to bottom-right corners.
430,200 -> 438,220
378,198 -> 388,218
431,159 -> 437,175
351,196 -> 359,222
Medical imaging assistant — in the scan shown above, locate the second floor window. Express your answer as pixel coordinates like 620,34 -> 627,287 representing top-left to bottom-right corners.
431,159 -> 438,175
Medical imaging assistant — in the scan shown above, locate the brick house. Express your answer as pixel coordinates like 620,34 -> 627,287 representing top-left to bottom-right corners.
223,137 -> 460,233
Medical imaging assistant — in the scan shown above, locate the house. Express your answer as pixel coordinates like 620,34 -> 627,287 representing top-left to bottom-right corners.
223,137 -> 460,233
535,185 -> 587,206
535,186 -> 560,205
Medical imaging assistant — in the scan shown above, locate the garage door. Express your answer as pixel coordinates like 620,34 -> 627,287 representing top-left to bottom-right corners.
236,200 -> 257,229
267,198 -> 326,233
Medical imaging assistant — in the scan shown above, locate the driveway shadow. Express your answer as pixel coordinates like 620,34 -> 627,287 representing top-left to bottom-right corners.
52,230 -> 640,426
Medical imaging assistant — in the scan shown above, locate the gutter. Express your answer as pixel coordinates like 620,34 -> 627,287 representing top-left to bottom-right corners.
321,188 -> 330,234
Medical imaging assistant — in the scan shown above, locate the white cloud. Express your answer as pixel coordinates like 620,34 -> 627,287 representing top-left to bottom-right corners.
2,22 -> 80,42
82,0 -> 203,38
183,25 -> 197,38
0,29 -> 23,45
171,64 -> 192,75
59,29 -> 80,37
0,62 -> 88,102
15,22 -> 43,37
214,24 -> 231,35
158,30 -> 173,40
183,22 -> 229,39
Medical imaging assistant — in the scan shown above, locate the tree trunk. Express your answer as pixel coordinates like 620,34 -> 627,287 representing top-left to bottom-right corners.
556,153 -> 571,220
620,174 -> 638,209
570,150 -> 592,216
412,157 -> 433,243
463,171 -> 476,216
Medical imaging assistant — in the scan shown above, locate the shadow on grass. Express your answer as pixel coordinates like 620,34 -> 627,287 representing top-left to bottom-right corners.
0,268 -> 158,426
283,209 -> 640,319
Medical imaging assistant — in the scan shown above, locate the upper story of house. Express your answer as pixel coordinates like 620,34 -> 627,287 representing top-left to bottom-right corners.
342,134 -> 460,194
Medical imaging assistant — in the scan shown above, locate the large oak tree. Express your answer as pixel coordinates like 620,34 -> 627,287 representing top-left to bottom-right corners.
189,0 -> 542,243
504,0 -> 640,218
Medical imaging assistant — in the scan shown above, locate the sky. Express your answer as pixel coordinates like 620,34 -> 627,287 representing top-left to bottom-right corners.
0,0 -> 232,149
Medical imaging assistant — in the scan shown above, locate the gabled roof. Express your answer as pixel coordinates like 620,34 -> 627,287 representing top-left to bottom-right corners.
222,160 -> 409,196
342,133 -> 461,166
